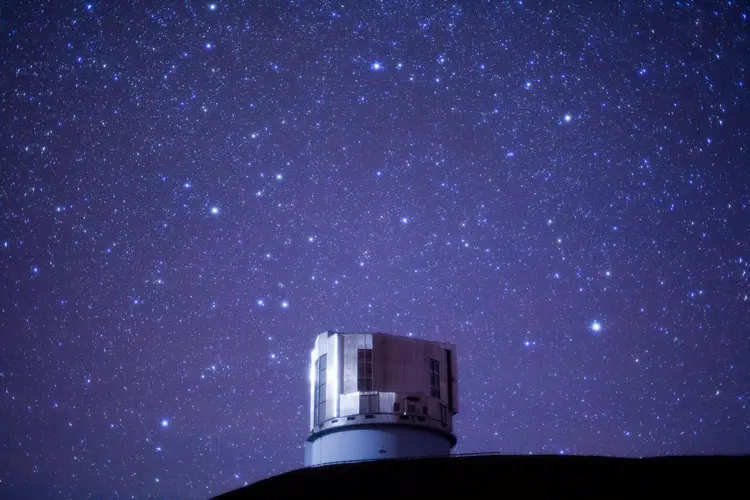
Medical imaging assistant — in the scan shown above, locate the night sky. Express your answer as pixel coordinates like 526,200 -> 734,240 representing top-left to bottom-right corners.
1,1 -> 749,498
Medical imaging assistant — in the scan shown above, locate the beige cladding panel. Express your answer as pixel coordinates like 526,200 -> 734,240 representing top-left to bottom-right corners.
374,334 -> 435,395
373,334 -> 457,411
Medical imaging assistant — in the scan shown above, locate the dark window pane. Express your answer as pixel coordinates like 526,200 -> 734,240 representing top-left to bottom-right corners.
357,348 -> 373,391
429,358 -> 440,399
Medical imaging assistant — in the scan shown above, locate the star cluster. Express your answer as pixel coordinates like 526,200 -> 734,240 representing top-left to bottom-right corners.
1,1 -> 749,498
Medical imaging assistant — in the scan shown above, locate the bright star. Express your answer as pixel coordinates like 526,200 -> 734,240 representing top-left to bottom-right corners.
564,114 -> 572,122
160,419 -> 169,428
590,321 -> 602,333
256,298 -> 265,306
280,300 -> 289,308
209,3 -> 217,10
210,206 -> 219,214
371,61 -> 383,71
401,217 -> 409,224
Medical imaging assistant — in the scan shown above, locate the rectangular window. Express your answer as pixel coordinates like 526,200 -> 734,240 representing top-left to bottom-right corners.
429,358 -> 440,399
316,354 -> 327,423
357,348 -> 373,391
393,402 -> 400,413
407,403 -> 416,414
313,358 -> 319,423
318,398 -> 326,421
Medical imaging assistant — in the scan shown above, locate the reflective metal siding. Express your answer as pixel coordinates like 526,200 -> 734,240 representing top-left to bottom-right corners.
308,347 -> 316,431
326,333 -> 341,420
339,392 -> 359,417
378,392 -> 396,413
307,330 -> 459,465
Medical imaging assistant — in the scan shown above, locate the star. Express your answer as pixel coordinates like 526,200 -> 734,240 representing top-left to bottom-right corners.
3,2 -> 749,497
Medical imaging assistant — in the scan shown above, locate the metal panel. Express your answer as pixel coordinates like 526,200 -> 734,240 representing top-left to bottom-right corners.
339,392 -> 359,417
318,332 -> 328,356
325,333 -> 340,420
307,331 -> 459,458
378,392 -> 396,413
309,346 -> 317,431
342,334 -> 359,394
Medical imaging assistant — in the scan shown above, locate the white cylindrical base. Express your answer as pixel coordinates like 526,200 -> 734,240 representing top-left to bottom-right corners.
305,425 -> 452,466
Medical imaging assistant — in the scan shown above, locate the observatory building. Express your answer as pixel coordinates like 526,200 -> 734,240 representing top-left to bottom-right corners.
304,331 -> 458,466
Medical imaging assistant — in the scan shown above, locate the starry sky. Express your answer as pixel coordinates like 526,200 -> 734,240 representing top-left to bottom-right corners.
1,1 -> 749,498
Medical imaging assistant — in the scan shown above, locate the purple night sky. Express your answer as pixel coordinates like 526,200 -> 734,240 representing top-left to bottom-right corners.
1,1 -> 749,498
